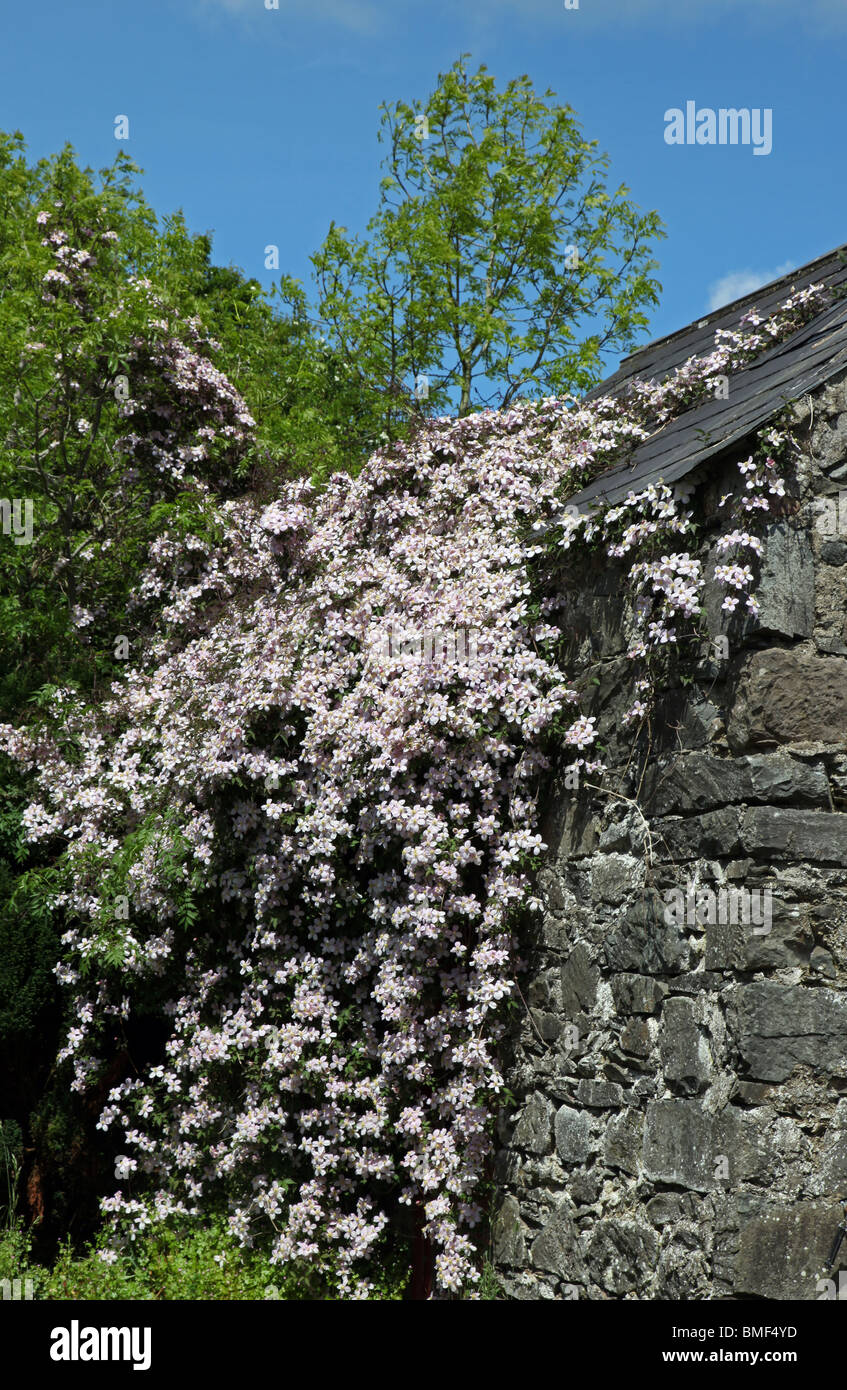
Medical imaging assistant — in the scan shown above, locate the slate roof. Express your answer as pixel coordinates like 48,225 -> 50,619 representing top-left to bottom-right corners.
566,243 -> 847,509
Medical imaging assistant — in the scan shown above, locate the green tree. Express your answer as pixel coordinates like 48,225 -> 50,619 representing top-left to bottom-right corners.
0,133 -> 335,1244
311,55 -> 665,420
0,131 -> 394,1254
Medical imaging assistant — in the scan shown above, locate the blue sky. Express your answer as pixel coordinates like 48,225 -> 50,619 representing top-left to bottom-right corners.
3,0 -> 846,374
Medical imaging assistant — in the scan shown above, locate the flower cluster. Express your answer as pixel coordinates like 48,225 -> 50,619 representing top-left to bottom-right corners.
619,285 -> 827,428
0,283 -> 820,1295
711,423 -> 793,615
113,277 -> 255,490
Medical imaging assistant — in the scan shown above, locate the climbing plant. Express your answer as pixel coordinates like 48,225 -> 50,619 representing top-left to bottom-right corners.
0,281 -> 825,1295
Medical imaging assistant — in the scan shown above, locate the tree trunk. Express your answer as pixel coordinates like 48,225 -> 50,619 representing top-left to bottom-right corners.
409,1206 -> 435,1300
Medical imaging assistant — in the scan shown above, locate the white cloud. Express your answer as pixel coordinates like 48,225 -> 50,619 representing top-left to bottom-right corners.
706,261 -> 794,312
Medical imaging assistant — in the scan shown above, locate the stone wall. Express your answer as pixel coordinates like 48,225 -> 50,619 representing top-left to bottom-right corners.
493,378 -> 847,1300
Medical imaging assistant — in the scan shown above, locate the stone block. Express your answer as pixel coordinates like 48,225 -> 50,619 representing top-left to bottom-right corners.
750,523 -> 815,640
575,1079 -> 624,1108
590,852 -> 642,905
513,1092 -> 554,1155
559,943 -> 599,1016
612,973 -> 667,1015
735,1202 -> 842,1299
737,981 -> 847,1083
604,890 -> 690,975
603,1111 -> 643,1175
642,1099 -> 771,1191
554,1104 -> 592,1164
729,648 -> 847,750
491,1195 -> 529,1268
586,1220 -> 659,1295
530,1204 -> 588,1282
655,808 -> 742,859
659,997 -> 712,1093
740,807 -> 847,864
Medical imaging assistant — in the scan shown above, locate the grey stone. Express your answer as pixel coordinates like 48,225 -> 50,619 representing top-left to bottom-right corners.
527,967 -> 561,1011
735,1203 -> 842,1299
821,1104 -> 847,1188
612,973 -> 667,1015
705,895 -> 811,972
559,943 -> 599,1016
642,1100 -> 717,1192
659,997 -> 712,1094
568,1170 -> 602,1205
737,982 -> 847,1083
642,1099 -> 771,1191
586,1220 -> 659,1295
491,1195 -> 529,1267
746,753 -> 830,806
620,1018 -> 652,1056
810,946 -> 837,978
642,753 -> 747,815
531,1011 -> 563,1043
604,890 -> 690,975
741,807 -> 847,864
729,648 -> 847,750
646,1193 -> 689,1227
655,808 -> 742,859
751,523 -> 815,640
575,1079 -> 624,1108
821,540 -> 847,565
643,751 -> 829,815
655,689 -> 721,750
530,1205 -> 588,1282
667,970 -> 724,994
513,1092 -> 554,1155
590,852 -> 642,904
655,1239 -> 712,1299
735,1081 -> 772,1105
554,1104 -> 592,1164
537,867 -> 566,913
603,1111 -> 643,1175
548,798 -> 600,858
598,817 -> 633,852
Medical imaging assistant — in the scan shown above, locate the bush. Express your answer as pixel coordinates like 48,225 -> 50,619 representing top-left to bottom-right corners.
0,1216 -> 407,1300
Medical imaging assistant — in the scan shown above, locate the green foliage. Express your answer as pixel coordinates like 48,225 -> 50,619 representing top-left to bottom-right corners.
0,774 -> 61,1041
0,1119 -> 23,1230
311,54 -> 665,419
0,1215 -> 408,1300
0,130 -> 382,723
0,72 -> 669,1291
477,1257 -> 503,1300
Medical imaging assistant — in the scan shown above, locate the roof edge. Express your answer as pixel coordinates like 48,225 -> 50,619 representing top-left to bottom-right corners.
618,242 -> 847,367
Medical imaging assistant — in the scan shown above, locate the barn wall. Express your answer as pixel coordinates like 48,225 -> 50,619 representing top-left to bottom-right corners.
493,379 -> 847,1300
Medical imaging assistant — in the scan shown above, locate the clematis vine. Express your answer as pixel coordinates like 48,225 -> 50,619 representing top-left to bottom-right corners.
0,282 -> 825,1296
